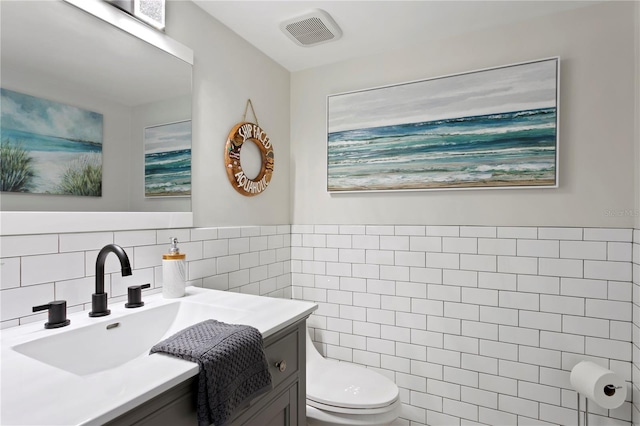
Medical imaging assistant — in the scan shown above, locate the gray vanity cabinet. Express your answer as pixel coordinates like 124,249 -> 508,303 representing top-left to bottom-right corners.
105,318 -> 308,426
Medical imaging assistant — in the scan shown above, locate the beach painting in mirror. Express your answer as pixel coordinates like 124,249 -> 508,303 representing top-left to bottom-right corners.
0,88 -> 103,196
144,120 -> 191,197
327,58 -> 559,192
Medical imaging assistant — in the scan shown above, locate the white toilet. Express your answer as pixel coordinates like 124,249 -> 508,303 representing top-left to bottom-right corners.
305,328 -> 402,426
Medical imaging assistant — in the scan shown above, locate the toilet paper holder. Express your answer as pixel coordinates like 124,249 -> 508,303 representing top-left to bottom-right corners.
571,360 -> 625,426
576,385 -> 622,426
576,392 -> 588,426
575,384 -> 624,425
603,384 -> 621,396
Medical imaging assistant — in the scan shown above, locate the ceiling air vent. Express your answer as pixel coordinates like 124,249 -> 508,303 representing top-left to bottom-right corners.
280,9 -> 342,47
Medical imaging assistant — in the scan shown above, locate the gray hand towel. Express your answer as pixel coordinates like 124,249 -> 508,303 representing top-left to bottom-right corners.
150,319 -> 272,426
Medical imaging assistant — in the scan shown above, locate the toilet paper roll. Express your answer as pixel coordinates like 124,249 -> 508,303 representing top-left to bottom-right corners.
569,361 -> 626,409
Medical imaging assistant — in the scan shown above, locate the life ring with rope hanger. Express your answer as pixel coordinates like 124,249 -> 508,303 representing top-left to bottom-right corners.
224,100 -> 274,196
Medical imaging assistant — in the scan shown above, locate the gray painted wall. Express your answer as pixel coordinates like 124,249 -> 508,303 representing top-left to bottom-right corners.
166,1 -> 291,227
290,2 -> 637,228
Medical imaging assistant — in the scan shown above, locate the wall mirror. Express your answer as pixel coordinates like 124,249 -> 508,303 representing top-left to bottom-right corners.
0,0 -> 193,213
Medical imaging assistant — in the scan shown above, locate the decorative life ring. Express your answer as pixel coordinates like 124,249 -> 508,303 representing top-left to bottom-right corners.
224,121 -> 274,196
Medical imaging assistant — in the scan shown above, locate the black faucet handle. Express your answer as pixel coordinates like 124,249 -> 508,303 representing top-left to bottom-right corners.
125,283 -> 151,308
33,300 -> 71,329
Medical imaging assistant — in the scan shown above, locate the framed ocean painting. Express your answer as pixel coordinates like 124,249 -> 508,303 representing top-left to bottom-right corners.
327,57 -> 559,192
0,88 -> 103,196
144,120 -> 191,197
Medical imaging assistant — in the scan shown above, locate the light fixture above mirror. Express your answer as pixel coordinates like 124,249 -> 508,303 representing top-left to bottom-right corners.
104,0 -> 166,31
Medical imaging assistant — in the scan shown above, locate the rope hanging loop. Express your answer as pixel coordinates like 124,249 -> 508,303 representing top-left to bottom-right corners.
242,99 -> 259,127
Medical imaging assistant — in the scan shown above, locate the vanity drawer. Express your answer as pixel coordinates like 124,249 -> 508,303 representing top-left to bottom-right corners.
264,328 -> 298,389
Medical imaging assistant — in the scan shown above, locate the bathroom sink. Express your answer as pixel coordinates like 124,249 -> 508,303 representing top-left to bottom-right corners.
1,287 -> 317,426
12,300 -> 249,376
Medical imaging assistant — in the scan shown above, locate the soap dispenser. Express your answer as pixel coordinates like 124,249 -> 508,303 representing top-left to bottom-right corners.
162,237 -> 186,298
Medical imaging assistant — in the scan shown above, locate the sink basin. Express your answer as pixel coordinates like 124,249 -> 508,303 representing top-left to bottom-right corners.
12,300 -> 249,376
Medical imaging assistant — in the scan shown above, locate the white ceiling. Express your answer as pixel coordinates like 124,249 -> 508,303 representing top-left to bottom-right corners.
193,0 -> 602,72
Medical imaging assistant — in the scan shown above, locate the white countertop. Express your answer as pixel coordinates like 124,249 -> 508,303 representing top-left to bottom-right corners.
0,287 -> 317,426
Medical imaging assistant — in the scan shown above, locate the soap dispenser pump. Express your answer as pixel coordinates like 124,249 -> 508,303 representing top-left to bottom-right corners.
162,237 -> 186,298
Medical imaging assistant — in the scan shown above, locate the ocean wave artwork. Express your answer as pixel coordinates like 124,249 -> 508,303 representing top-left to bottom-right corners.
144,120 -> 191,197
327,58 -> 559,192
0,88 -> 103,196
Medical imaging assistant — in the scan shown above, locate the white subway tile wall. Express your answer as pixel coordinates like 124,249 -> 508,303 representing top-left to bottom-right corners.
1,223 -> 638,426
0,226 -> 291,328
292,225 -> 634,426
632,229 -> 640,426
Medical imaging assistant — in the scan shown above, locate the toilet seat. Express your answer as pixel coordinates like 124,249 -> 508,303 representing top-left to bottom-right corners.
307,397 -> 401,415
307,358 -> 399,410
306,402 -> 401,426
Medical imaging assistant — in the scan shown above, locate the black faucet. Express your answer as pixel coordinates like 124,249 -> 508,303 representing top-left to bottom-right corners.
90,244 -> 132,317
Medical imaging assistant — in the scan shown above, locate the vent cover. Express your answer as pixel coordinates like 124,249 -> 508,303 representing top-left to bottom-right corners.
280,9 -> 342,47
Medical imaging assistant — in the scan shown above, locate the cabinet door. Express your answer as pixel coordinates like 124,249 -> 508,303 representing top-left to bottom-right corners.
244,383 -> 298,426
105,319 -> 308,426
104,378 -> 197,426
